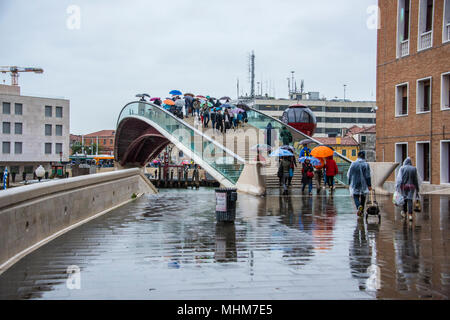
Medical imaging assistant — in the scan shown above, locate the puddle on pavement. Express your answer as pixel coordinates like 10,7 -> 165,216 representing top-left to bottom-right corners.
0,188 -> 449,299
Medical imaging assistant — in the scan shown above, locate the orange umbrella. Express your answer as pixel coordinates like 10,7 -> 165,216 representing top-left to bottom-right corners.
311,146 -> 334,158
314,157 -> 325,169
163,99 -> 175,106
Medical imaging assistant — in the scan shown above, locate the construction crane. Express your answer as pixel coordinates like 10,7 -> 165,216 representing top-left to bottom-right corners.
0,66 -> 44,86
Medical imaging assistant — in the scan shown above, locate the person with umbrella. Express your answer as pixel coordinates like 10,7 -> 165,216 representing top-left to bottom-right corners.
216,108 -> 224,133
301,158 -> 314,195
325,155 -> 338,192
280,126 -> 293,146
347,151 -> 372,217
280,156 -> 291,195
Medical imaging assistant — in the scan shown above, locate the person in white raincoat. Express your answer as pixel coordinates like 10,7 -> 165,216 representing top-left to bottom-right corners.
395,157 -> 421,221
347,151 -> 372,216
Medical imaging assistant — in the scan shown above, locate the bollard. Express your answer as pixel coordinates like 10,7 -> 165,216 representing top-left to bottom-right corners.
215,188 -> 238,223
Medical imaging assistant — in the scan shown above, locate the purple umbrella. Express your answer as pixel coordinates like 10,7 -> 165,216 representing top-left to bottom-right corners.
230,108 -> 244,114
150,97 -> 161,101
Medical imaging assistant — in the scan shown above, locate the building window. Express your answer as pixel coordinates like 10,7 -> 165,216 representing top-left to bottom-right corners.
397,0 -> 411,57
310,106 -> 324,112
444,0 -> 450,43
2,102 -> 10,114
55,143 -> 63,154
441,140 -> 450,184
395,143 -> 408,175
10,166 -> 19,174
45,124 -> 52,136
103,139 -> 106,145
15,103 -> 23,115
56,106 -> 63,118
56,125 -> 63,136
45,105 -> 52,117
417,77 -> 432,113
442,72 -> 450,109
351,149 -> 357,157
14,142 -> 22,154
24,166 -> 34,174
325,107 -> 341,113
2,122 -> 10,134
342,149 -> 347,156
14,122 -> 22,135
395,83 -> 409,116
361,136 -> 367,143
110,139 -> 113,144
418,0 -> 434,51
325,117 -> 340,123
45,143 -> 52,154
417,142 -> 431,182
2,142 -> 11,154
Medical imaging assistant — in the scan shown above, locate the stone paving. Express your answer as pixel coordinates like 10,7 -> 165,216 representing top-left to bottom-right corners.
0,188 -> 449,300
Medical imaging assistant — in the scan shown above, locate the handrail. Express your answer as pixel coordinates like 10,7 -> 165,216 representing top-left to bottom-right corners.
117,100 -> 245,163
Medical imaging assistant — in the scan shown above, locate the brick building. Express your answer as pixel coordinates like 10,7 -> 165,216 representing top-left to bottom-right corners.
70,130 -> 115,155
315,136 -> 360,161
376,0 -> 450,186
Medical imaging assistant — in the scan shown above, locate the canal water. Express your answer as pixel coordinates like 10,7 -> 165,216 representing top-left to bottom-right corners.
0,188 -> 449,299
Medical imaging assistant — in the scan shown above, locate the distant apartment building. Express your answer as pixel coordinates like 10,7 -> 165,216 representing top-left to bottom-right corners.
253,97 -> 376,138
343,125 -> 377,162
0,84 -> 70,181
315,136 -> 360,161
70,130 -> 115,155
377,0 -> 450,186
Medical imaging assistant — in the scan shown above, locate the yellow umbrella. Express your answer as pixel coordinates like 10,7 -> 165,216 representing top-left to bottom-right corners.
311,146 -> 334,158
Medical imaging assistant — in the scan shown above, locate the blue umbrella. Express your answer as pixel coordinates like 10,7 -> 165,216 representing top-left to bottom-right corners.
221,104 -> 234,109
170,90 -> 182,96
269,148 -> 294,157
299,156 -> 321,166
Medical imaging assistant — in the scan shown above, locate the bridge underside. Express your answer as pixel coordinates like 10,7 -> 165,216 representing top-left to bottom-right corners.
115,117 -> 171,167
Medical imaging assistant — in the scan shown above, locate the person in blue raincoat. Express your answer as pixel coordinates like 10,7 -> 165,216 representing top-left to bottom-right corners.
395,157 -> 421,221
347,151 -> 372,216
300,144 -> 311,157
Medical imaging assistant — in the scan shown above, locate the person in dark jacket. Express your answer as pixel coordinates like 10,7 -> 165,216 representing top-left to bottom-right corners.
288,155 -> 297,186
280,126 -> 292,146
325,155 -> 339,191
265,122 -> 273,148
216,110 -> 223,133
302,159 -> 314,195
210,108 -> 216,132
280,156 -> 291,195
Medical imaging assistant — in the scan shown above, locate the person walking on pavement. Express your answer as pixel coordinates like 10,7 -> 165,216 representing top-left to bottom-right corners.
347,151 -> 372,217
280,156 -> 291,195
216,110 -> 224,133
193,99 -> 201,117
288,155 -> 297,186
280,126 -> 293,146
325,155 -> 339,191
301,158 -> 314,195
203,106 -> 210,128
396,157 -> 421,221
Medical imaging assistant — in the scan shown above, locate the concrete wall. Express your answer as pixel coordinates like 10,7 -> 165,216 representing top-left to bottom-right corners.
0,168 -> 156,274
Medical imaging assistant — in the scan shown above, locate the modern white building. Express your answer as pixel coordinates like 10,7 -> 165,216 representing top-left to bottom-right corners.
0,84 -> 70,182
253,97 -> 377,137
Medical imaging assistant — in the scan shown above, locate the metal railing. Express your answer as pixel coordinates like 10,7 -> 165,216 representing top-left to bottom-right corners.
400,39 -> 409,57
419,30 -> 432,50
117,101 -> 245,185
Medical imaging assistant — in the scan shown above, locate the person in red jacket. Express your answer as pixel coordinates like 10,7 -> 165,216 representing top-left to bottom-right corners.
325,156 -> 338,191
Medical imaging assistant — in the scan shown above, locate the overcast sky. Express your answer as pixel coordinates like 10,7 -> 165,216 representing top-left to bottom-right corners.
0,0 -> 378,134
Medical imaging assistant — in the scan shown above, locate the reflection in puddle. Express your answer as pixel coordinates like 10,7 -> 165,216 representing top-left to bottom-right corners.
0,188 -> 448,299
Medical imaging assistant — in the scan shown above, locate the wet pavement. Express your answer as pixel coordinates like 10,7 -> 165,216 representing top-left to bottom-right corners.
0,188 -> 449,300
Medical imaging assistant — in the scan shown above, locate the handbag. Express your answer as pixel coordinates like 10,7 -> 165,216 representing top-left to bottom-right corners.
306,170 -> 314,178
413,194 -> 421,212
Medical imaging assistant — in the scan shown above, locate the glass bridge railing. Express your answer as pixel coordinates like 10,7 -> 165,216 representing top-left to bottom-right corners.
244,106 -> 352,185
117,101 -> 245,185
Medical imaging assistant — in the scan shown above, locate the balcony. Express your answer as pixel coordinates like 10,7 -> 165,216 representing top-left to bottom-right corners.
419,30 -> 432,50
400,40 -> 409,57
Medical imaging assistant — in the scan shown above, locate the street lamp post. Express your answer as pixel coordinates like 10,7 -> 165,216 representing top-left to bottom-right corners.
35,165 -> 45,182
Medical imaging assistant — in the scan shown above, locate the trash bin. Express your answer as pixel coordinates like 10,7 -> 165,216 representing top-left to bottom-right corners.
215,188 -> 238,223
